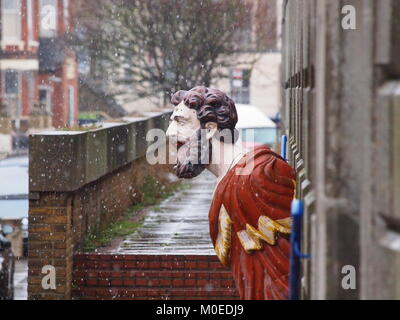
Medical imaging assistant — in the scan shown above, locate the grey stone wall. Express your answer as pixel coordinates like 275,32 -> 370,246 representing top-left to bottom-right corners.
29,114 -> 171,192
281,0 -> 400,299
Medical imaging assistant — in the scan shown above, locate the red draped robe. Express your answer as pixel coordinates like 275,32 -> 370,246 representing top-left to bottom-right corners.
208,146 -> 295,300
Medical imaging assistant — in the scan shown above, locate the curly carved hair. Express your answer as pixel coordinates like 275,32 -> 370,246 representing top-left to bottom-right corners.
171,86 -> 238,143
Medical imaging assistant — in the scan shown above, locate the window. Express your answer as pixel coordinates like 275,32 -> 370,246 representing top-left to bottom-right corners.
2,0 -> 22,43
230,69 -> 251,104
4,70 -> 20,119
241,127 -> 277,147
40,0 -> 57,37
5,70 -> 19,96
233,2 -> 253,51
39,87 -> 52,113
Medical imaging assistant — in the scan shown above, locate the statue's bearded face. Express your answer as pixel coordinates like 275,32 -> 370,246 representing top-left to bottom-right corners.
166,102 -> 212,178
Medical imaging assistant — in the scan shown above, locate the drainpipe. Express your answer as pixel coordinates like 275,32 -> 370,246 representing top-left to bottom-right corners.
289,199 -> 311,299
281,134 -> 287,160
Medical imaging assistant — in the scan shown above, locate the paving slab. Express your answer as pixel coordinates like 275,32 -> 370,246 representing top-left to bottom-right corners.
14,258 -> 27,300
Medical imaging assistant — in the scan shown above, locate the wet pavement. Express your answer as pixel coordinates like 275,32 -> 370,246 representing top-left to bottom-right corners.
14,258 -> 28,300
108,170 -> 217,255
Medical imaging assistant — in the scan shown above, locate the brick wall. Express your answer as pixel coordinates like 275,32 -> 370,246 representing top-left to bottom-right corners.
28,160 -> 171,300
28,200 -> 73,299
73,254 -> 239,300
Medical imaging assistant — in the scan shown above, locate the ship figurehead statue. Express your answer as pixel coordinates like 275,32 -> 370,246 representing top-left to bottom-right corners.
166,86 -> 296,300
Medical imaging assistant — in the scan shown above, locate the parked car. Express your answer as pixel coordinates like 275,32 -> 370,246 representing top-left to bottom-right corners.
235,104 -> 278,149
0,223 -> 15,300
0,156 -> 29,258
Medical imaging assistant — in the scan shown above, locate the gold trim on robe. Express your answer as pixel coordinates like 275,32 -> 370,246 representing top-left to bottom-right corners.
214,204 -> 232,266
246,223 -> 275,245
214,205 -> 293,257
237,229 -> 263,253
276,217 -> 292,230
238,216 -> 292,250
293,179 -> 297,199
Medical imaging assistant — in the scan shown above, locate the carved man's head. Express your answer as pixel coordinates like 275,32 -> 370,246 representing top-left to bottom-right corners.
166,86 -> 238,179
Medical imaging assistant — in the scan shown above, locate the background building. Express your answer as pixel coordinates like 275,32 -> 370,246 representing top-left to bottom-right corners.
75,0 -> 283,118
0,0 -> 79,157
216,0 -> 283,118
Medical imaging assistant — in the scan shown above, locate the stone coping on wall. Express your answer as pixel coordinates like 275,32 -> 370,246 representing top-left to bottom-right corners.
29,112 -> 171,193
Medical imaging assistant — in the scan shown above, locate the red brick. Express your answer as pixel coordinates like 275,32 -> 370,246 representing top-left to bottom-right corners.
124,255 -> 137,260
98,279 -> 110,286
187,255 -> 210,261
73,261 -> 86,269
136,261 -> 148,269
157,271 -> 172,278
197,279 -> 208,286
110,271 -> 123,277
121,261 -> 135,269
197,261 -> 209,269
148,261 -> 161,269
210,279 -> 221,287
172,279 -> 184,286
159,279 -> 172,286
172,261 -> 185,269
87,271 -> 98,278
74,278 -> 85,286
110,279 -> 123,286
77,288 -> 97,297
86,255 -> 99,261
221,279 -> 235,287
171,271 -> 185,278
96,288 -> 119,297
86,279 -> 98,286
147,279 -> 159,286
135,279 -> 147,286
136,255 -> 151,261
98,271 -> 112,277
161,261 -> 173,269
123,279 -> 136,286
83,261 -> 96,268
184,261 -> 197,269
98,255 -> 113,261
197,272 -> 210,279
73,271 -> 86,278
185,279 -> 196,286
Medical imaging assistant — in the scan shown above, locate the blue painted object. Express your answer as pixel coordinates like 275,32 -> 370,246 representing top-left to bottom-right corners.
281,135 -> 287,160
289,199 -> 311,300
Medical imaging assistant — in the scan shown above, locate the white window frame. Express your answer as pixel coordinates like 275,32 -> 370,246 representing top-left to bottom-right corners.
25,71 -> 36,108
39,0 -> 58,38
27,0 -> 33,40
63,0 -> 69,31
26,0 -> 38,47
68,86 -> 75,127
1,0 -> 24,49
